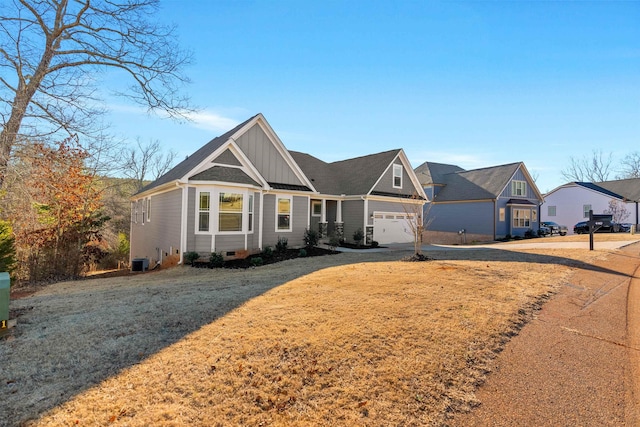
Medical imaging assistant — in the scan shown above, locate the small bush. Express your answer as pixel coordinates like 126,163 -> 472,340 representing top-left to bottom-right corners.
524,229 -> 534,238
298,248 -> 307,257
504,234 -> 512,241
0,220 -> 16,274
353,228 -> 364,246
304,228 -> 319,248
370,240 -> 379,248
184,251 -> 200,266
328,234 -> 341,251
276,237 -> 288,253
250,257 -> 264,267
209,252 -> 224,268
262,246 -> 273,258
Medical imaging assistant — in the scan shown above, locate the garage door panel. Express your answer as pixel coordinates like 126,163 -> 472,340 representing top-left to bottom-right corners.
373,212 -> 415,244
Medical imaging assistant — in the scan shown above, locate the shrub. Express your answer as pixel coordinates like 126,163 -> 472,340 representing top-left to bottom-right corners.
0,220 -> 16,274
353,228 -> 364,246
250,257 -> 264,267
303,228 -> 319,248
370,240 -> 379,248
298,248 -> 307,257
262,246 -> 274,258
184,251 -> 200,266
504,234 -> 512,241
328,234 -> 341,251
275,237 -> 288,253
209,252 -> 224,268
524,229 -> 534,238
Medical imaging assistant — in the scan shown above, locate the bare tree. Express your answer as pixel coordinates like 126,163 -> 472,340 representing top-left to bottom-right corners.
0,0 -> 192,187
604,199 -> 630,225
618,152 -> 640,179
121,138 -> 177,191
560,150 -> 614,183
402,194 -> 432,258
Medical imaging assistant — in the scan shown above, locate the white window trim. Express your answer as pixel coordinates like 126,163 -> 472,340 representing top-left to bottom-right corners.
548,205 -> 556,217
276,195 -> 293,232
196,190 -> 211,233
583,204 -> 592,218
512,208 -> 531,228
146,197 -> 151,222
195,188 -> 253,235
512,180 -> 527,196
311,200 -> 322,217
393,164 -> 403,189
247,193 -> 254,234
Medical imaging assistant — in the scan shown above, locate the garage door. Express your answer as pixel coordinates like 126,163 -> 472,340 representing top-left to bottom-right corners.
372,212 -> 415,244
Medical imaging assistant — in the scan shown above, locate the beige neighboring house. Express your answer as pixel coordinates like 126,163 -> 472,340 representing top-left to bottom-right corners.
129,113 -> 426,267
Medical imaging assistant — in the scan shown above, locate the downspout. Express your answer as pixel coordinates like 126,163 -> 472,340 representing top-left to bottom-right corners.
178,182 -> 188,264
259,191 -> 264,250
493,199 -> 497,240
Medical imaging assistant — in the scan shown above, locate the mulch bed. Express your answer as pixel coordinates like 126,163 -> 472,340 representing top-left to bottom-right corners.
193,246 -> 338,269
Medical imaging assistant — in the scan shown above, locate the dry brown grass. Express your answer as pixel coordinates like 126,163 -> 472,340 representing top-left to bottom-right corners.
2,246 -> 618,426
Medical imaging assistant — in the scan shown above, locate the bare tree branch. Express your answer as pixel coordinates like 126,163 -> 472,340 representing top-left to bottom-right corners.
0,0 -> 193,186
617,152 -> 640,179
560,149 -> 613,183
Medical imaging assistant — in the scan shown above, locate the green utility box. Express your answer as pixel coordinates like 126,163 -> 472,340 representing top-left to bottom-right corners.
0,272 -> 9,329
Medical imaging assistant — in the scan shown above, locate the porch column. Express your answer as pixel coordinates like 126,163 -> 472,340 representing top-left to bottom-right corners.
335,199 -> 344,239
319,199 -> 328,238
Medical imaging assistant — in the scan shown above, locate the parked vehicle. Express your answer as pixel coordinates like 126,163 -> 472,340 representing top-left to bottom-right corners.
573,221 -> 621,234
541,221 -> 568,236
619,223 -> 632,232
537,225 -> 551,237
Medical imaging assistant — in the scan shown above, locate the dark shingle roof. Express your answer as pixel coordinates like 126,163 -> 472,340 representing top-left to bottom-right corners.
189,166 -> 260,187
135,114 -> 258,194
575,182 -> 623,199
290,149 -> 402,196
414,162 -> 465,185
420,162 -> 523,202
592,178 -> 640,202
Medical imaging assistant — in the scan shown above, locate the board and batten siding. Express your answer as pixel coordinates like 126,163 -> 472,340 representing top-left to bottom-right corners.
342,200 -> 364,244
373,159 -> 416,196
234,124 -> 304,186
500,168 -> 534,199
130,188 -> 182,264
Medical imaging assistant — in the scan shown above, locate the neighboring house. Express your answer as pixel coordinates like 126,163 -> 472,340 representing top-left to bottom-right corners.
541,179 -> 640,233
130,113 -> 426,266
414,161 -> 544,243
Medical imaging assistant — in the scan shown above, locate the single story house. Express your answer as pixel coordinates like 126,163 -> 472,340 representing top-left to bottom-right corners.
414,161 -> 544,243
130,113 -> 426,266
541,179 -> 640,233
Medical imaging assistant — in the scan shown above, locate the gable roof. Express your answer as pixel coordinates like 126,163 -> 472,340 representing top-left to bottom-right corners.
414,161 -> 541,202
290,149 -> 419,196
136,114 -> 259,194
547,179 -> 640,202
593,178 -> 640,202
574,182 -> 624,199
414,162 -> 465,185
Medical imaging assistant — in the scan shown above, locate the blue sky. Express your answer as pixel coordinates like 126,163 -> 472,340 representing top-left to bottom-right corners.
106,1 -> 639,193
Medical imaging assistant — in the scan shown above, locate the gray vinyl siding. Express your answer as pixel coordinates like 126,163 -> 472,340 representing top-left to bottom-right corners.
246,191 -> 260,250
186,188 -> 213,253
373,160 -> 415,195
262,194 -> 307,248
130,189 -> 182,264
215,235 -> 246,254
235,124 -> 304,186
368,200 -> 412,219
342,200 -> 364,243
427,201 -> 495,236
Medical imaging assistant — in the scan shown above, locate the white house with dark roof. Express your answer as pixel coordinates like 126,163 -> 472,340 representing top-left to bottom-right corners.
414,161 -> 544,243
541,179 -> 640,233
130,113 -> 426,266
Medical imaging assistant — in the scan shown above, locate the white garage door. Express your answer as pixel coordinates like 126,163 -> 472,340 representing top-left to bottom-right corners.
372,212 -> 415,244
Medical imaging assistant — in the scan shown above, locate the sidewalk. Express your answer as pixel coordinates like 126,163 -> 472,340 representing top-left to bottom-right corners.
449,241 -> 640,426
